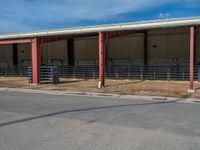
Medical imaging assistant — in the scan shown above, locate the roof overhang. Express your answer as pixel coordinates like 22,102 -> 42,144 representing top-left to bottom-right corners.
0,16 -> 200,40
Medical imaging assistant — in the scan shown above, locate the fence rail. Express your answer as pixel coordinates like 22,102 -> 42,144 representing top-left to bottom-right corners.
59,65 -> 200,81
0,65 -> 200,81
0,66 -> 28,76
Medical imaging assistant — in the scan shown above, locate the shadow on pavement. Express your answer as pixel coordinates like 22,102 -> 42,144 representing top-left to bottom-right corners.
0,94 -> 189,127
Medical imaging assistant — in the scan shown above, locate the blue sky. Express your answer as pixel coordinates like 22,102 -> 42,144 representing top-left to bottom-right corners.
0,0 -> 200,34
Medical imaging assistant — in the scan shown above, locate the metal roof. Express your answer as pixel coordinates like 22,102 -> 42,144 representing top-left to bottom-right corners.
0,16 -> 200,40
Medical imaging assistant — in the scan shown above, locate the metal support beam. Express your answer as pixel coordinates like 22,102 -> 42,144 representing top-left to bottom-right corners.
0,39 -> 32,45
31,38 -> 41,85
67,39 -> 74,65
144,31 -> 148,66
188,26 -> 195,92
12,44 -> 18,66
98,32 -> 106,88
106,30 -> 146,39
41,33 -> 97,44
194,26 -> 198,65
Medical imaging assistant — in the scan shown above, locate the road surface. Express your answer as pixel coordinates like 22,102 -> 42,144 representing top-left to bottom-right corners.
0,90 -> 200,150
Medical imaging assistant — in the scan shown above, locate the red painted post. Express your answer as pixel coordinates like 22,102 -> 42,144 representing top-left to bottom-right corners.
189,26 -> 195,92
31,38 -> 41,85
98,32 -> 105,88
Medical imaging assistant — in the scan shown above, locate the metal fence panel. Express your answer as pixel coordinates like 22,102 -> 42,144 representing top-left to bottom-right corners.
0,65 -> 199,81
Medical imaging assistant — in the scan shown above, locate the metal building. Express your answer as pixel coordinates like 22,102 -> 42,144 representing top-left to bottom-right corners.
0,17 -> 199,92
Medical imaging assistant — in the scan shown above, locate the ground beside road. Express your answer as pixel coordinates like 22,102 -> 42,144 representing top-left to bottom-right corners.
0,90 -> 200,150
0,77 -> 200,98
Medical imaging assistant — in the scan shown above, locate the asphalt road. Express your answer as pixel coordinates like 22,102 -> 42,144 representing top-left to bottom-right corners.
0,90 -> 200,150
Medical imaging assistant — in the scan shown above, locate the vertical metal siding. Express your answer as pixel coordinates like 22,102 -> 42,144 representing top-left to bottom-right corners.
107,33 -> 144,65
17,43 -> 31,66
147,27 -> 190,66
41,40 -> 68,65
0,44 -> 12,66
196,29 -> 200,64
74,36 -> 98,65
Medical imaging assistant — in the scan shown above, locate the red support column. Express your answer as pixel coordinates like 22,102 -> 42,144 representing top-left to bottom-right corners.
98,32 -> 106,88
31,38 -> 41,85
189,26 -> 195,92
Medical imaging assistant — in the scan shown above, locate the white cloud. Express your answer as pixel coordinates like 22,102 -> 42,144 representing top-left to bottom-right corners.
0,0 -> 196,33
158,13 -> 171,19
0,0 -> 173,22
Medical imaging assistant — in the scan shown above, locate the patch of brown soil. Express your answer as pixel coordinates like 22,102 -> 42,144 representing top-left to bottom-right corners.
0,77 -> 200,98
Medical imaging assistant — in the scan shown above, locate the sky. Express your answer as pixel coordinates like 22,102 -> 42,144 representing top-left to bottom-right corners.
0,0 -> 200,34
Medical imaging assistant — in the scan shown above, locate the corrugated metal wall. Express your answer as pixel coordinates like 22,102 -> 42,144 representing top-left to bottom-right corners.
107,33 -> 144,65
73,34 -> 145,65
195,28 -> 200,64
41,40 -> 68,65
71,27 -> 200,66
0,27 -> 199,67
74,36 -> 98,65
0,44 -> 12,66
0,43 -> 32,67
147,27 -> 190,66
17,43 -> 31,66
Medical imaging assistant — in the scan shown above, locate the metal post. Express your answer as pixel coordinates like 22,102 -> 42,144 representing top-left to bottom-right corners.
167,69 -> 170,81
72,66 -> 75,78
198,66 -> 200,82
31,38 -> 41,85
141,67 -> 144,81
188,26 -> 195,92
93,66 -> 95,79
98,32 -> 106,88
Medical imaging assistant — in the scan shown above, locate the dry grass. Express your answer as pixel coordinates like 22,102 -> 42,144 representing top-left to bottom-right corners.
0,77 -> 200,98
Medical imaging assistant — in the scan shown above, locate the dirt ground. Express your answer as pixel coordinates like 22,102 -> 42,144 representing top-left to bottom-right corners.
0,77 -> 200,98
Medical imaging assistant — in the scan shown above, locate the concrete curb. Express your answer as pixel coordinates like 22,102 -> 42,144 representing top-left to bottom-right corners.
0,87 -> 199,104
